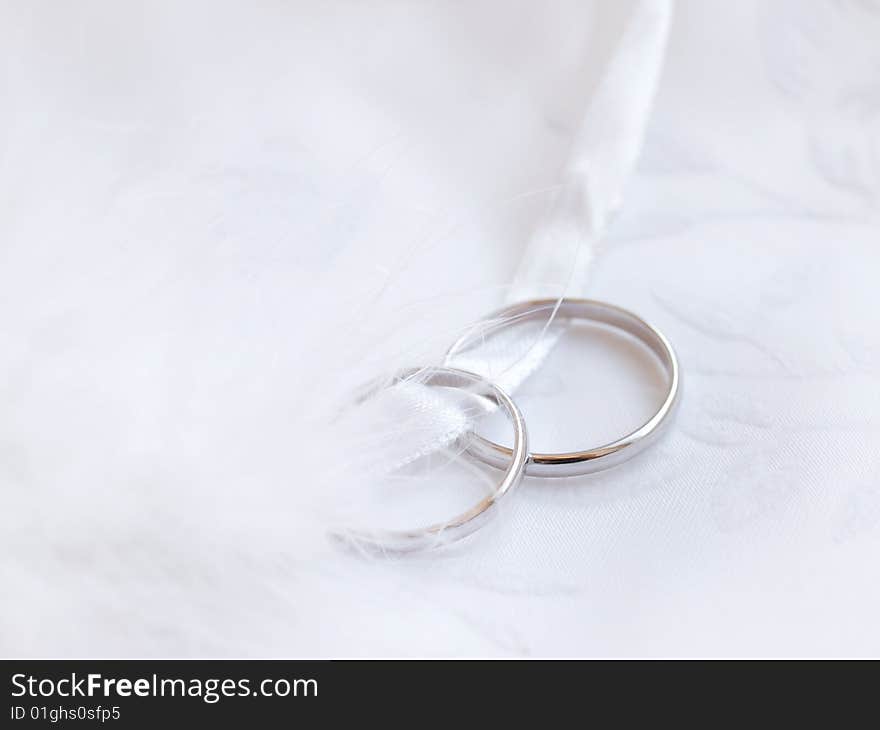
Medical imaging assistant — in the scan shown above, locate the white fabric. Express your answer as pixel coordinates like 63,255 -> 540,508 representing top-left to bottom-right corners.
1,0 -> 879,657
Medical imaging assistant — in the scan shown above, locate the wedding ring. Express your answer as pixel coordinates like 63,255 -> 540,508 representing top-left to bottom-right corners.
445,298 -> 680,478
333,365 -> 529,553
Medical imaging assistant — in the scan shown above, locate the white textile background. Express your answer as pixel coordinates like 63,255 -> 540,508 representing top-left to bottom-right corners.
1,0 -> 879,656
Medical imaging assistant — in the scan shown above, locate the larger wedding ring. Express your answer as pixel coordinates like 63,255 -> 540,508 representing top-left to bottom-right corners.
445,298 -> 680,478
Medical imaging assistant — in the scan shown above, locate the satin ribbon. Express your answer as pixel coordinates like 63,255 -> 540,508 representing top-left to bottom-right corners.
330,0 -> 673,489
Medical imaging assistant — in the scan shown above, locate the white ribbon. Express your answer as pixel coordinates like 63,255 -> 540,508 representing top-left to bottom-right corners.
328,0 -> 674,500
